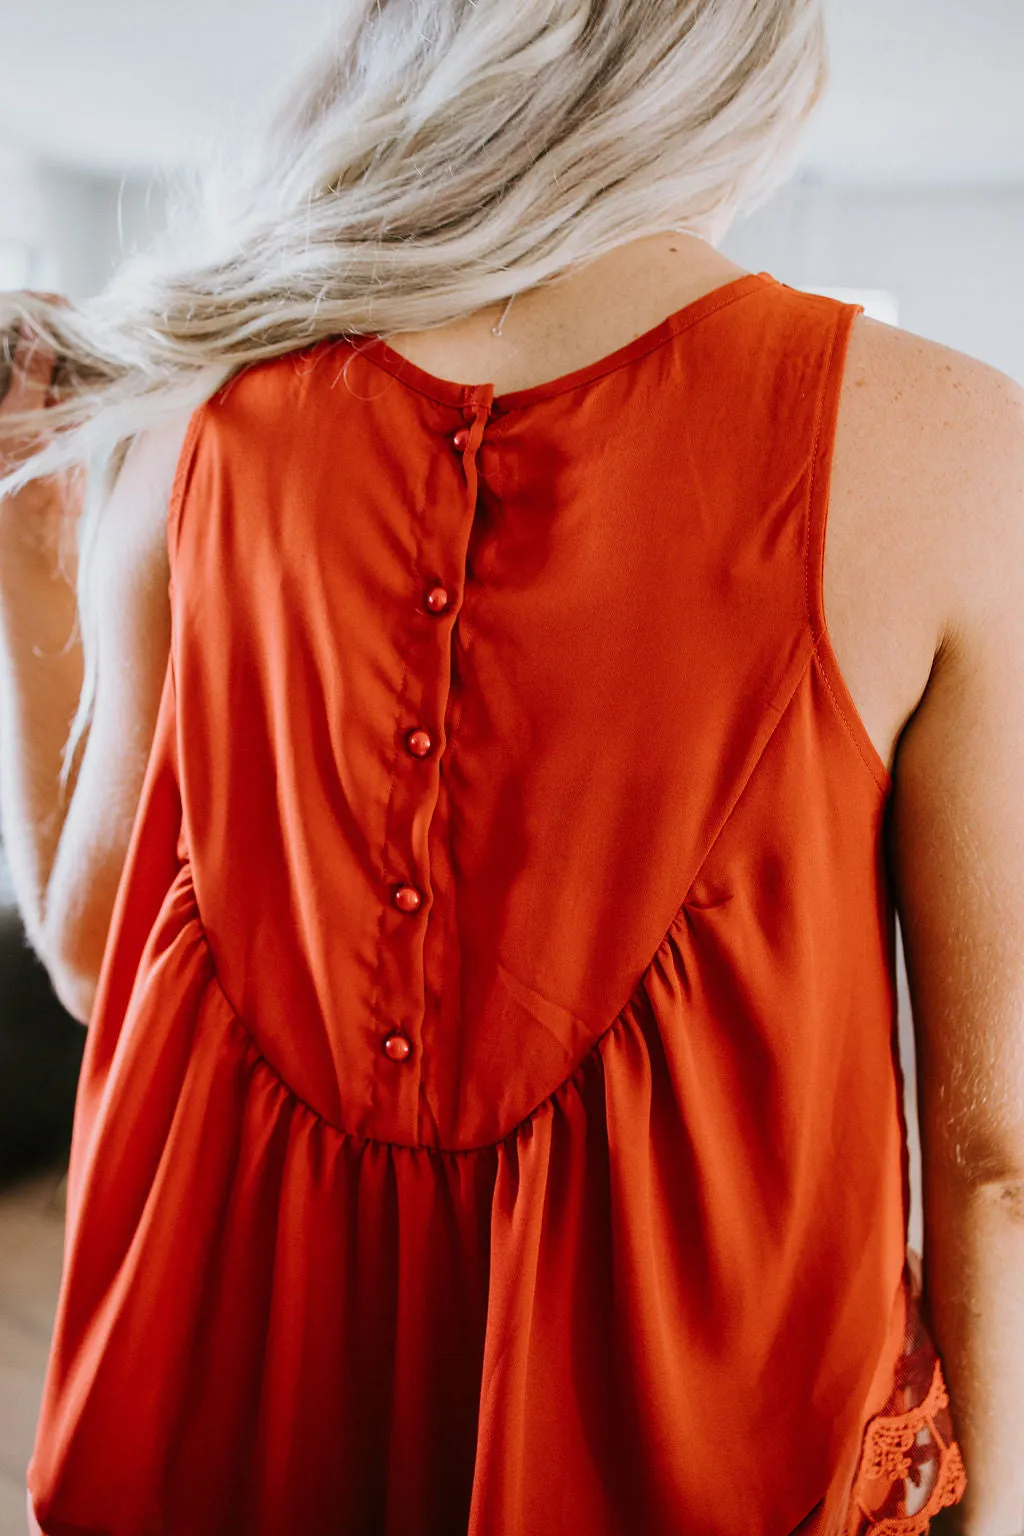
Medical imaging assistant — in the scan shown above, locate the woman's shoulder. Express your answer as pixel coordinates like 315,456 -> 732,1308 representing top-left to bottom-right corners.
838,311 -> 1023,659
841,311 -> 1023,523
820,309 -> 1023,779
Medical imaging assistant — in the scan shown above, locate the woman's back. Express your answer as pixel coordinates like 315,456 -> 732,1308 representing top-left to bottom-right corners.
384,232 -> 972,785
5,0 -> 1023,1526
26,247 -> 996,1535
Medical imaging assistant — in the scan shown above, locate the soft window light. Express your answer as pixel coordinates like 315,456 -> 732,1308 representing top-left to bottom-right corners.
806,287 -> 900,327
0,240 -> 33,292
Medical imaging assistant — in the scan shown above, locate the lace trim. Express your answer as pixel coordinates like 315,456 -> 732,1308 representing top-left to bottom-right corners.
844,1251 -> 967,1535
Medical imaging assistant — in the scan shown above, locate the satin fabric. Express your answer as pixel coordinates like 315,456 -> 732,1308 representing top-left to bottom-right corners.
27,273 -> 964,1535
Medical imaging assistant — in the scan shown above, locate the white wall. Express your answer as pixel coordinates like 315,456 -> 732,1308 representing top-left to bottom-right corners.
723,173 -> 1024,382
0,147 -> 166,299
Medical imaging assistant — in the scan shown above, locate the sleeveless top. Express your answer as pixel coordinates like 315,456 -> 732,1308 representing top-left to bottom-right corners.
27,271 -> 968,1536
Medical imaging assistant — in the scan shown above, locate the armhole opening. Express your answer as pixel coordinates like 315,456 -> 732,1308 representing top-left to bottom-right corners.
804,305 -> 893,799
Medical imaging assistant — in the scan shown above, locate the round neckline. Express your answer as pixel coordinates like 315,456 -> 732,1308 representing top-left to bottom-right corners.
351,270 -> 776,413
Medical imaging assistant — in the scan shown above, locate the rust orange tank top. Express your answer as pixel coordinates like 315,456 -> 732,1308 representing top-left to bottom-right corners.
27,272 -> 968,1536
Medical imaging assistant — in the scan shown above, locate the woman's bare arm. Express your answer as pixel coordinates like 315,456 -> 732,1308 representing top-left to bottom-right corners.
890,365 -> 1024,1536
0,342 -> 190,1022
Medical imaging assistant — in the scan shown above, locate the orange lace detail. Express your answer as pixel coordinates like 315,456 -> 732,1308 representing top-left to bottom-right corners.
844,1251 -> 967,1535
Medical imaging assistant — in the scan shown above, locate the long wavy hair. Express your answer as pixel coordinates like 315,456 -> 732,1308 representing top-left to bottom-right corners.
0,0 -> 827,779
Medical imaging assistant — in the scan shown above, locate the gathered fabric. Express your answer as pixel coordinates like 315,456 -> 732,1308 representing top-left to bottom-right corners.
28,271 -> 965,1535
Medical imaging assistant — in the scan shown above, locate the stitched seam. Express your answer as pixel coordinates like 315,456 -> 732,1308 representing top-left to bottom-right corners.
355,280 -> 769,411
803,311 -> 891,800
810,646 -> 889,795
181,878 -> 624,1156
173,658 -> 820,1157
496,282 -> 768,411
678,645 -> 815,898
176,672 -> 811,1159
223,973 -> 630,1157
165,867 -> 365,1146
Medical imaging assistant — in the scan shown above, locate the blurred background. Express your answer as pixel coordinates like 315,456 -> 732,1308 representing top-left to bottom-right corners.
0,1 -> 1022,1530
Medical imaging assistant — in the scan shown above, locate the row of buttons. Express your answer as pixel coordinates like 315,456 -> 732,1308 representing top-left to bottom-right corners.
380,425 -> 475,1065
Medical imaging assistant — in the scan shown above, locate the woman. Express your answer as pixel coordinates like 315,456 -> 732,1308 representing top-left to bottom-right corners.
1,2 -> 1021,1532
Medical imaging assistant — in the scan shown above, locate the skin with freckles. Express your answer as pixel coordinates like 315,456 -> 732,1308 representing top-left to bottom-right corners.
5,232 -> 1024,1534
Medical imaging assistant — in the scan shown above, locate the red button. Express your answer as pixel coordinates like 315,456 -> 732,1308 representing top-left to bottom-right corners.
452,427 -> 470,451
406,728 -> 433,758
393,884 -> 422,913
383,1031 -> 412,1062
424,584 -> 450,614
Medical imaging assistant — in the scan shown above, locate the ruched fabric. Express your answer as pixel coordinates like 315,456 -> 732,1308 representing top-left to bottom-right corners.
28,273 -> 965,1535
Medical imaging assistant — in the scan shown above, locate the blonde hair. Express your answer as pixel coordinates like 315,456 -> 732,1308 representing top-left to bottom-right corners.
0,0 -> 828,777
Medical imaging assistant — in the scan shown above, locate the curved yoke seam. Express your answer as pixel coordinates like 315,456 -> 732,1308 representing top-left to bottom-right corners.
357,281 -> 768,413
181,871 -> 630,1156
179,661 -> 814,1160
165,289 -> 891,1158
215,960 -> 630,1158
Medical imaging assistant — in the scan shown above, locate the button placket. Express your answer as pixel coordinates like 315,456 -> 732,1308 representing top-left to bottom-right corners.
370,386 -> 496,1132
451,392 -> 493,466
